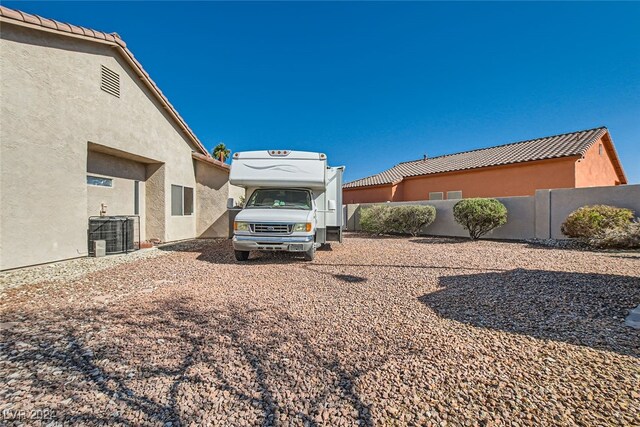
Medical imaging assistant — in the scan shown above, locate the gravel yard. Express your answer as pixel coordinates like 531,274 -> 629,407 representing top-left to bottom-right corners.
1,235 -> 639,426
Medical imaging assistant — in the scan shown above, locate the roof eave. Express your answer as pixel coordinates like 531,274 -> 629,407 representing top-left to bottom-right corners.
599,130 -> 628,184
192,152 -> 230,172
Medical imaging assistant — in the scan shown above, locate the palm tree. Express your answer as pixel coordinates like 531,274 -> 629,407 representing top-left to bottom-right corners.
212,143 -> 230,162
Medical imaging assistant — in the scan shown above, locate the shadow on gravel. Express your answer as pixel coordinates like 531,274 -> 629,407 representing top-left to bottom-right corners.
159,240 -> 316,265
1,298 -> 378,426
419,269 -> 640,357
409,237 -> 470,245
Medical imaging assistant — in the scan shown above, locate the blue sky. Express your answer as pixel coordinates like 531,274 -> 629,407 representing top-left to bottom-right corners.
6,1 -> 639,183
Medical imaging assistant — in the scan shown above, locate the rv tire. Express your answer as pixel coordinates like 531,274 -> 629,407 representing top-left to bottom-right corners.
304,246 -> 316,261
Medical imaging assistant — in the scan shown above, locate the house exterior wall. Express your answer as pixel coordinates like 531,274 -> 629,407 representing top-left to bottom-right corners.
575,136 -> 621,187
343,183 -> 395,204
344,157 -> 578,204
0,23 -> 227,270
86,151 -> 147,240
400,157 -> 577,201
194,160 -> 232,238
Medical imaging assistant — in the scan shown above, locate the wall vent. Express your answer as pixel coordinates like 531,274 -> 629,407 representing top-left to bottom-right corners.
100,65 -> 120,98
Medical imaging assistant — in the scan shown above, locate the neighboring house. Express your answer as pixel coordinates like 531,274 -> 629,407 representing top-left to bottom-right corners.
343,127 -> 627,204
0,7 -> 236,270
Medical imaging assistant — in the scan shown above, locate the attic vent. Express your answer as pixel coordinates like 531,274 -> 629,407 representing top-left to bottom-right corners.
100,65 -> 120,98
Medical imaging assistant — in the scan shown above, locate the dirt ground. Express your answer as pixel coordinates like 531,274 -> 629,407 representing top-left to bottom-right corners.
1,235 -> 639,426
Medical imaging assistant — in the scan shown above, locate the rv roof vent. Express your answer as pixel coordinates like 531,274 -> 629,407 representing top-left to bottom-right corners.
100,65 -> 120,98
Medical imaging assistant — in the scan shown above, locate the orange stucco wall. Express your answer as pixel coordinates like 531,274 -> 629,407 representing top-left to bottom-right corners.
344,157 -> 579,203
400,157 -> 578,200
575,136 -> 621,187
343,184 -> 395,204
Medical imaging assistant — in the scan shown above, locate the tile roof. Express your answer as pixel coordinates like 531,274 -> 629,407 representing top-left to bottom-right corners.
0,6 -> 212,158
192,152 -> 230,171
344,127 -> 612,189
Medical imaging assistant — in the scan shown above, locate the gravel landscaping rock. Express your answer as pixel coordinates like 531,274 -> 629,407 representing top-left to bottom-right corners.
1,235 -> 638,426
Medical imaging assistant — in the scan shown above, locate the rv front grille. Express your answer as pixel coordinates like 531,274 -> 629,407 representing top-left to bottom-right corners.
251,223 -> 292,234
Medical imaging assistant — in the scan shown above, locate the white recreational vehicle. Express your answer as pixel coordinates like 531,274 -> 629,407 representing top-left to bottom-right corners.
229,150 -> 344,261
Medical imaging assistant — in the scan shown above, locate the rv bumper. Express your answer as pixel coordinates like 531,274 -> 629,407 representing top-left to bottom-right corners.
233,235 -> 314,252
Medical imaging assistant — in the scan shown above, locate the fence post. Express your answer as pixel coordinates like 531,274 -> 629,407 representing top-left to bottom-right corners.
534,189 -> 551,239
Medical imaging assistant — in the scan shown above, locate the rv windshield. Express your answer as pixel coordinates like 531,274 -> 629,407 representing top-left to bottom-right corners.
245,189 -> 312,210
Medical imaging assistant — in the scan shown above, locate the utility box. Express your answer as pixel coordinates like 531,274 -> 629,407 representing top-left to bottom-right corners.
93,240 -> 106,257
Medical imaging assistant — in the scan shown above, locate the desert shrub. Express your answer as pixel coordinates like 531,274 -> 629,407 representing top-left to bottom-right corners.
453,198 -> 507,240
561,205 -> 634,240
360,205 -> 391,235
587,221 -> 640,249
360,204 -> 436,236
386,205 -> 436,236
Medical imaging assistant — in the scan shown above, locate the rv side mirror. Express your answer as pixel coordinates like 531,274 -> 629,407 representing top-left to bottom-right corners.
328,200 -> 337,210
227,198 -> 235,209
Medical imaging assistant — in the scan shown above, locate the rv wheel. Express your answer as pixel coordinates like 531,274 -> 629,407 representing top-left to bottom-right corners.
304,246 -> 316,261
234,250 -> 250,261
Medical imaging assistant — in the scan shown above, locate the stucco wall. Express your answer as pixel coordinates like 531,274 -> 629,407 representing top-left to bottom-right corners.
346,184 -> 640,241
343,184 -> 395,204
228,184 -> 246,206
86,151 -> 147,240
547,184 -> 640,239
0,23 -> 224,269
400,157 -> 577,200
194,160 -> 232,238
575,136 -> 621,188
349,196 -> 535,240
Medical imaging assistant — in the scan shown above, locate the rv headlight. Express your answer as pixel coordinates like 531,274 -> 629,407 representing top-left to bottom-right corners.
234,221 -> 249,232
293,223 -> 312,232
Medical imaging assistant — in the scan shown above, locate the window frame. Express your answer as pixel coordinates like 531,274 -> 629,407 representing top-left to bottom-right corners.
428,192 -> 444,201
171,184 -> 194,216
446,190 -> 463,200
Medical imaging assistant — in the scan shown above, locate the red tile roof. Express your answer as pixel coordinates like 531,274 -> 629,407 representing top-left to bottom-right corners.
192,152 -> 230,171
344,127 -> 625,188
0,6 -> 214,159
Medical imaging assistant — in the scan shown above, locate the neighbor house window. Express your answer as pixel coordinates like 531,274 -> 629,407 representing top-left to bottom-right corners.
171,185 -> 194,216
599,144 -> 604,156
447,191 -> 462,200
429,192 -> 443,200
87,175 -> 113,187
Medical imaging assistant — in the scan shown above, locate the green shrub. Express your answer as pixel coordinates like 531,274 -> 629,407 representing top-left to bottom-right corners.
360,205 -> 391,235
386,205 -> 436,236
588,221 -> 640,249
453,198 -> 507,240
360,204 -> 436,236
561,205 -> 634,240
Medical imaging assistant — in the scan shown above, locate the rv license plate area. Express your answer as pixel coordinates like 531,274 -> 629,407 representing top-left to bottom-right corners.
289,244 -> 305,252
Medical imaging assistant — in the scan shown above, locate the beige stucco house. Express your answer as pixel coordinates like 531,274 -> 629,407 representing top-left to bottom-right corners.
0,7 -> 238,270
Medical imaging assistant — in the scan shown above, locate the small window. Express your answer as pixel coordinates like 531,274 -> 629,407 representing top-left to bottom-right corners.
87,175 -> 113,187
599,144 -> 603,156
447,191 -> 462,200
429,192 -> 443,201
171,185 -> 194,216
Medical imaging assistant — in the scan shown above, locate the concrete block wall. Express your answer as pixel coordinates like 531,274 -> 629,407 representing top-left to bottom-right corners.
344,184 -> 640,241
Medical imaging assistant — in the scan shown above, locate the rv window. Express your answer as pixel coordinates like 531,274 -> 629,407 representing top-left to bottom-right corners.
246,189 -> 311,210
